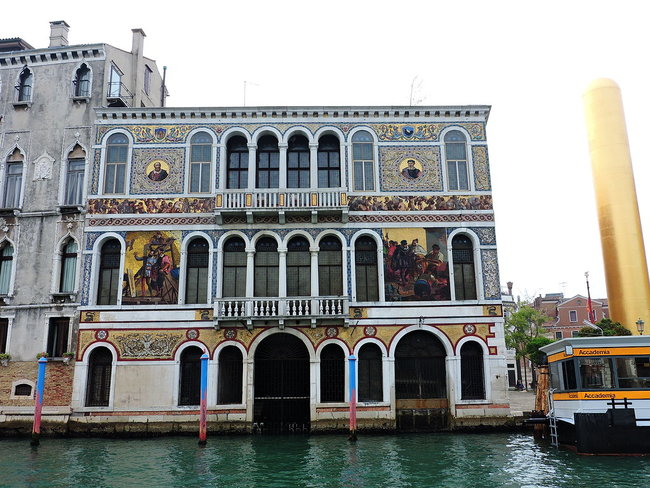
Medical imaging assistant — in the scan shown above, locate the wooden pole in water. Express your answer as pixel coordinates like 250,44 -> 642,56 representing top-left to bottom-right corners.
31,357 -> 47,446
348,354 -> 357,441
198,352 -> 208,446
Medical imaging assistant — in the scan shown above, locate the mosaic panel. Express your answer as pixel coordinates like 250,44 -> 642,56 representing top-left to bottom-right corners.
380,147 -> 442,191
80,254 -> 93,306
472,146 -> 491,191
372,123 -> 485,141
130,148 -> 184,194
481,249 -> 501,299
87,216 -> 216,227
91,149 -> 101,194
348,194 -> 493,212
475,227 -> 497,245
88,197 -> 214,214
131,126 -> 196,143
112,330 -> 186,359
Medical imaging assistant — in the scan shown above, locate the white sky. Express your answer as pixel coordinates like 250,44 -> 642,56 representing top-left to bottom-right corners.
4,0 -> 649,301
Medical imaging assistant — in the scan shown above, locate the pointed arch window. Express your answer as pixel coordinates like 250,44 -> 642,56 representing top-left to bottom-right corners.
358,343 -> 383,402
97,239 -> 121,305
190,132 -> 212,193
317,135 -> 340,188
256,135 -> 279,189
4,149 -> 23,208
320,344 -> 344,403
352,131 -> 375,191
222,237 -> 247,298
65,144 -> 86,205
461,342 -> 485,400
179,346 -> 202,406
86,347 -> 113,407
445,130 -> 469,191
287,236 -> 310,296
254,237 -> 278,297
185,238 -> 209,304
59,238 -> 78,293
355,236 -> 379,302
287,135 -> 310,188
227,136 -> 249,189
104,133 -> 129,194
452,234 -> 476,300
16,67 -> 33,102
318,235 -> 343,296
0,242 -> 14,295
73,63 -> 91,97
218,346 -> 243,404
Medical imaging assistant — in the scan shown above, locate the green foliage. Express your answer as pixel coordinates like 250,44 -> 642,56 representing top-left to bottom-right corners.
526,336 -> 554,366
504,305 -> 551,360
577,318 -> 632,337
0,353 -> 11,361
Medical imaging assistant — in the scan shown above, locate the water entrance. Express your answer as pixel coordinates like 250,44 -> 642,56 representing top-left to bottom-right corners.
253,333 -> 310,433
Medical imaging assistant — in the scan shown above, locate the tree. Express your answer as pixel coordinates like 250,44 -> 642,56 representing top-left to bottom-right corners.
505,305 -> 551,388
526,336 -> 554,366
577,318 -> 632,337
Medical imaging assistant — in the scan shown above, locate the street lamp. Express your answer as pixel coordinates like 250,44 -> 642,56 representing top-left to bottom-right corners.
636,318 -> 645,335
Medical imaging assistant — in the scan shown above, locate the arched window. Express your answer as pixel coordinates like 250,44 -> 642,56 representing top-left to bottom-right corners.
352,131 -> 374,191
17,67 -> 33,102
318,235 -> 343,296
185,238 -> 209,304
222,237 -> 246,298
355,236 -> 379,302
254,237 -> 278,297
179,346 -> 202,406
395,331 -> 446,399
218,346 -> 243,404
452,234 -> 476,300
59,238 -> 78,293
189,132 -> 212,193
104,133 -> 129,194
227,136 -> 249,189
4,149 -> 23,208
287,135 -> 310,188
86,347 -> 113,407
73,63 -> 91,97
0,242 -> 14,295
97,239 -> 121,305
461,342 -> 485,400
320,344 -> 344,402
317,135 -> 340,188
65,144 -> 86,205
287,236 -> 310,297
256,135 -> 279,189
358,343 -> 383,402
445,130 -> 469,191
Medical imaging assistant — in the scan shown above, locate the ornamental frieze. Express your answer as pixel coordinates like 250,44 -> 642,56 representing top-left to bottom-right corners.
348,194 -> 492,212
88,197 -> 214,214
372,123 -> 485,141
472,146 -> 491,190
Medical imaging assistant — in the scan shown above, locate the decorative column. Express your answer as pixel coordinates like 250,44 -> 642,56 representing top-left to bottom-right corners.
278,248 -> 287,297
245,248 -> 255,298
309,142 -> 318,189
247,143 -> 257,191
311,247 -> 319,316
278,142 -> 288,191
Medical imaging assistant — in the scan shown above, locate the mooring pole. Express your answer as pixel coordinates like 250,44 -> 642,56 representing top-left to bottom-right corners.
31,357 -> 47,446
198,352 -> 209,446
348,354 -> 357,441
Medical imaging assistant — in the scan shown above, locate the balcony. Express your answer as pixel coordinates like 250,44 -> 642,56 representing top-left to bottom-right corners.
215,189 -> 348,224
106,82 -> 133,108
214,296 -> 349,328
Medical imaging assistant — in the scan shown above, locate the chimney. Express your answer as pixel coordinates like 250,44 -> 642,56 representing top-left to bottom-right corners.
131,28 -> 146,56
49,20 -> 70,48
507,281 -> 513,296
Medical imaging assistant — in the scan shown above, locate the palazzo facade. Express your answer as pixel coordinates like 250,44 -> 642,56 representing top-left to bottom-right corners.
70,106 -> 509,433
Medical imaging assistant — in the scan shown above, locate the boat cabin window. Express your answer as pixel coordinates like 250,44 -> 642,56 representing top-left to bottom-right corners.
616,356 -> 650,389
549,361 -> 561,390
560,360 -> 577,391
578,357 -> 613,389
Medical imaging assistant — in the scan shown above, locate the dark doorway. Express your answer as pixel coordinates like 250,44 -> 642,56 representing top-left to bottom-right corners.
395,331 -> 447,399
179,346 -> 202,406
254,333 -> 310,433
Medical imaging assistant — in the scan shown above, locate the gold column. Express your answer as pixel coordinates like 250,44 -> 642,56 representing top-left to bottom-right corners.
584,78 -> 650,334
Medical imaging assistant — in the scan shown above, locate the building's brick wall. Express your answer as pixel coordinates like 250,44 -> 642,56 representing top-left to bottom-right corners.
0,361 -> 74,407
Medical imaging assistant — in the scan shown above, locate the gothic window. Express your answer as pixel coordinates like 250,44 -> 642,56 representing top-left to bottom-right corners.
16,67 -> 33,102
104,133 -> 129,194
73,63 -> 91,97
65,145 -> 86,205
46,318 -> 70,358
97,239 -> 121,305
4,149 -> 23,208
461,342 -> 485,400
395,331 -> 447,399
256,135 -> 279,189
59,238 -> 78,293
179,346 -> 202,406
318,235 -> 343,296
217,346 -> 243,404
144,65 -> 152,96
86,347 -> 113,407
358,343 -> 383,402
222,237 -> 247,298
445,130 -> 469,191
189,132 -> 212,193
452,234 -> 477,300
352,131 -> 374,191
185,238 -> 209,304
317,134 -> 340,188
227,136 -> 249,189
287,134 -> 310,188
354,236 -> 379,302
287,236 -> 310,297
0,243 -> 14,295
320,344 -> 344,403
254,237 -> 278,297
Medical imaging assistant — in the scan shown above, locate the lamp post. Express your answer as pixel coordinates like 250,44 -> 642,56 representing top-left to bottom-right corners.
636,318 -> 645,335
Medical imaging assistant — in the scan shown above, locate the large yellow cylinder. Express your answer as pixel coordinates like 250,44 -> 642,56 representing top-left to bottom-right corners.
584,78 -> 650,334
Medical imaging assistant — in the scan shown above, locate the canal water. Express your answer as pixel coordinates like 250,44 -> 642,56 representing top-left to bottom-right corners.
0,433 -> 648,488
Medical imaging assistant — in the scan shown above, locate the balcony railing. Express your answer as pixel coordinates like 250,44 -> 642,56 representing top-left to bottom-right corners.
215,296 -> 349,326
106,82 -> 133,107
217,189 -> 346,210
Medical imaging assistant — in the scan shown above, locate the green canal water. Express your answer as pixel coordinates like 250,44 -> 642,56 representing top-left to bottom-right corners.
0,433 -> 648,488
